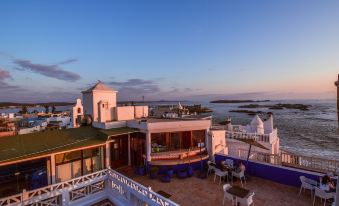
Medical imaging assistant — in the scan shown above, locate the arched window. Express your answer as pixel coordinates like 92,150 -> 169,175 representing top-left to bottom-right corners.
77,108 -> 81,114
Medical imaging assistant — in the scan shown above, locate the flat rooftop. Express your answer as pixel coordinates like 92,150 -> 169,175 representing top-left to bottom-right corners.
118,167 -> 325,206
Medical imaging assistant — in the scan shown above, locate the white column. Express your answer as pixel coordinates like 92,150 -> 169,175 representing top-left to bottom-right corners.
128,134 -> 131,166
146,132 -> 151,162
50,154 -> 56,184
105,141 -> 111,168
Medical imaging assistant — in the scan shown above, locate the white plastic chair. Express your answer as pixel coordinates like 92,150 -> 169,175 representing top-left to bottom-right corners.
207,161 -> 216,176
299,176 -> 317,198
225,159 -> 234,168
236,192 -> 255,206
313,187 -> 335,206
214,169 -> 228,184
222,184 -> 235,206
232,170 -> 246,186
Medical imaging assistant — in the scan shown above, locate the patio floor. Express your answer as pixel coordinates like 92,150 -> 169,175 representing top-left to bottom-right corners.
118,167 -> 328,206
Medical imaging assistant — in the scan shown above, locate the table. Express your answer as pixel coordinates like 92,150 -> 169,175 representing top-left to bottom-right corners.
227,186 -> 250,198
157,190 -> 172,199
222,164 -> 234,171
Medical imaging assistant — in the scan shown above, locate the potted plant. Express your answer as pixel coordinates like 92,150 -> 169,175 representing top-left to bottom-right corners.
166,166 -> 174,178
149,166 -> 159,179
177,168 -> 187,179
187,165 -> 194,177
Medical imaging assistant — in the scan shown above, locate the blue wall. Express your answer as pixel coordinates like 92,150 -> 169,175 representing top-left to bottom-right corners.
215,154 -> 323,188
148,159 -> 208,174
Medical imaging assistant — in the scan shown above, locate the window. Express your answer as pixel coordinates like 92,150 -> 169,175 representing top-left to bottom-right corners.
77,108 -> 81,114
151,133 -> 167,152
55,147 -> 104,182
192,130 -> 206,147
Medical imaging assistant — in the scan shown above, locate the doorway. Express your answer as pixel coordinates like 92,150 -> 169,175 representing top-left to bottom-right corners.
110,135 -> 128,169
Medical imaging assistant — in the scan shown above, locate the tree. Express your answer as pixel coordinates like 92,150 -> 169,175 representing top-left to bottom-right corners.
44,105 -> 49,114
52,105 -> 56,113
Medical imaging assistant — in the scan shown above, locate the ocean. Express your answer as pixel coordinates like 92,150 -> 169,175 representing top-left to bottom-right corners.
202,99 -> 339,160
1,99 -> 338,160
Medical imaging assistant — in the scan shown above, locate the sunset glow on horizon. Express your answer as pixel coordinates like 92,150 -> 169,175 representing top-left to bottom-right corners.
0,0 -> 338,102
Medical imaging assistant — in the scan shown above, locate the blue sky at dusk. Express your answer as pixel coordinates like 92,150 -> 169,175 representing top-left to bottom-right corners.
0,0 -> 338,102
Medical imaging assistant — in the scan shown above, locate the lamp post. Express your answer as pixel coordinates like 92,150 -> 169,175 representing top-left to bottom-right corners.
335,74 -> 339,129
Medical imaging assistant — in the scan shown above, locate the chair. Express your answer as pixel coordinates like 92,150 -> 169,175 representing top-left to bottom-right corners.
237,192 -> 255,206
214,169 -> 228,184
225,159 -> 234,168
222,184 -> 235,206
207,161 -> 216,176
232,170 -> 246,186
313,187 -> 335,206
299,176 -> 316,198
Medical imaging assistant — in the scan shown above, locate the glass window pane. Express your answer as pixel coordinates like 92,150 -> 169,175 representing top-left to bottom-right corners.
71,160 -> 82,178
192,130 -> 206,147
56,163 -> 71,182
83,158 -> 92,175
92,156 -> 101,172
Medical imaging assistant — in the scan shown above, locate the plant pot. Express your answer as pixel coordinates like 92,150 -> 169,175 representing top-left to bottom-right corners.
167,170 -> 174,178
187,166 -> 194,177
177,170 -> 187,179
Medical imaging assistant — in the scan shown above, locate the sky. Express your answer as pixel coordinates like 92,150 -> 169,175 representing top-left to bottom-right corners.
0,0 -> 338,102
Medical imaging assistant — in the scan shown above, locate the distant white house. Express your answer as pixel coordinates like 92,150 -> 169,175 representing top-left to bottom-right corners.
70,81 -> 148,129
47,116 -> 71,128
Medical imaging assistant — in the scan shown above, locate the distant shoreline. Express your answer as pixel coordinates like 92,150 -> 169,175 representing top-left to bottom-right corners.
210,99 -> 270,103
0,102 -> 74,109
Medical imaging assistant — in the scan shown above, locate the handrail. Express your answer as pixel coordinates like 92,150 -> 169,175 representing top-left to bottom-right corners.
237,148 -> 339,173
0,168 -> 179,206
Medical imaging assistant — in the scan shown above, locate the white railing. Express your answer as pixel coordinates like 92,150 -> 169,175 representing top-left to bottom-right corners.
0,169 -> 179,206
225,129 -> 278,143
211,125 -> 278,144
237,148 -> 339,173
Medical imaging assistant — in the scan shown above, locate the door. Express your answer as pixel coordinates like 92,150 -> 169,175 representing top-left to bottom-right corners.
130,133 -> 146,167
110,136 -> 128,168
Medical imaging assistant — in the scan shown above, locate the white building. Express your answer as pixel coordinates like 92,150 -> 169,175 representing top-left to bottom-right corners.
210,114 -> 280,161
72,81 -> 148,129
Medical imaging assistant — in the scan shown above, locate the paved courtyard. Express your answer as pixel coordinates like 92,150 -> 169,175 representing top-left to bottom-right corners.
118,167 -> 328,206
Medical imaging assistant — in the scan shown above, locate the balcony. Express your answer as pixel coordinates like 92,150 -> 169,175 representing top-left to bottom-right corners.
0,169 -> 179,206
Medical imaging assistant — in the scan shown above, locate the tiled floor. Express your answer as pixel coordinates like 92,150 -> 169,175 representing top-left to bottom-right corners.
118,167 -> 328,206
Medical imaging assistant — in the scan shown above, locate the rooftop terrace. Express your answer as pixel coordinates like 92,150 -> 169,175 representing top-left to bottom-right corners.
118,167 -> 328,206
